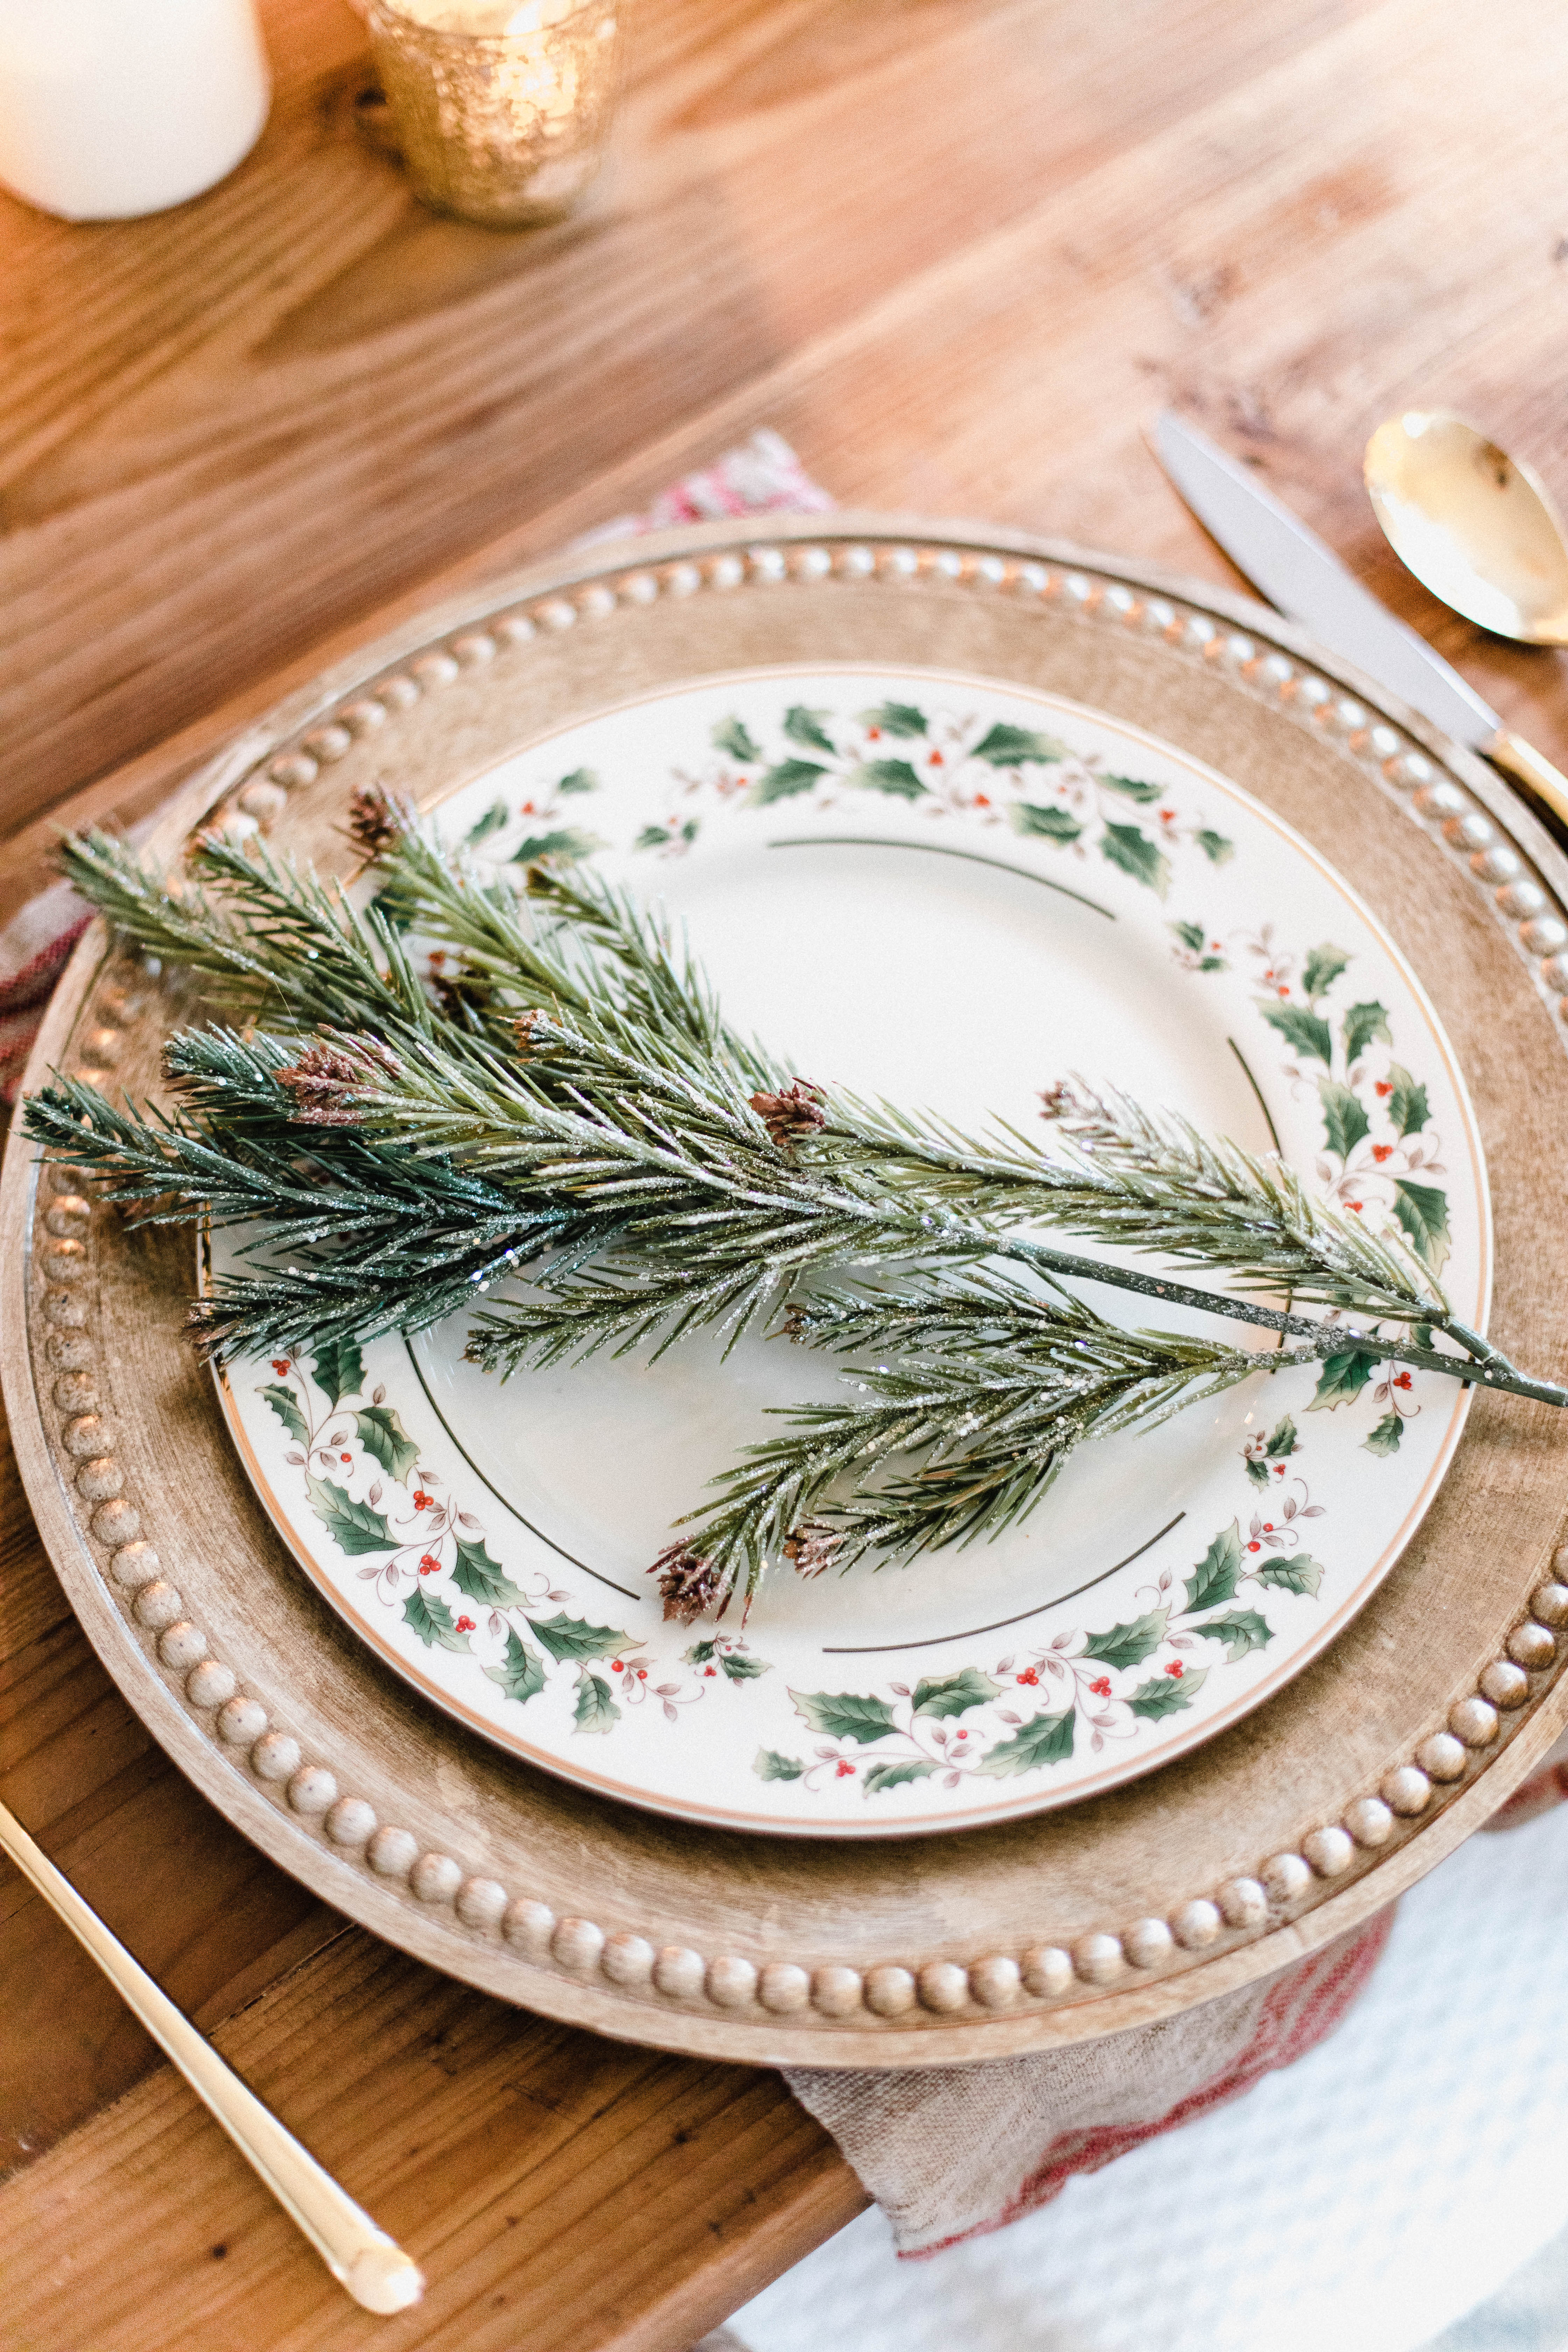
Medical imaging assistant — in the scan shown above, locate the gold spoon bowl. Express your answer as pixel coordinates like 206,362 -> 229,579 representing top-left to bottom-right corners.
1364,409 -> 1568,645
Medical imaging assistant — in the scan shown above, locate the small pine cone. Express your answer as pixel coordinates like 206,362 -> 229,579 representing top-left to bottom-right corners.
346,783 -> 417,857
277,1036 -> 399,1125
1040,1078 -> 1092,1124
749,1079 -> 827,1149
514,1008 -> 549,1055
783,1520 -> 844,1579
1039,1074 -> 1113,1146
651,1543 -> 724,1624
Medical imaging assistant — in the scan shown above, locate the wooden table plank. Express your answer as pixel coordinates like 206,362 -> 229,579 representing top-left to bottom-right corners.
0,0 -> 1398,836
6,0 -> 1568,2342
0,1933 -> 864,2352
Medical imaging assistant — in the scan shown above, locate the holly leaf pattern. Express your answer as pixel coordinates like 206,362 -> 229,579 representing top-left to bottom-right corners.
1260,1002 -> 1332,1064
858,701 -> 927,738
1194,1608 -> 1274,1662
1302,942 -> 1352,1001
1392,1179 -> 1451,1277
862,1757 -> 939,1795
305,1474 -> 394,1555
259,1382 -> 307,1444
1362,1414 -> 1404,1460
753,1747 -> 805,1782
977,1706 -> 1076,1776
970,722 -> 1067,767
1197,828 -> 1235,866
557,766 -> 598,795
751,758 -> 826,804
1255,1552 -> 1325,1595
451,1533 -> 526,1609
510,826 -> 602,866
1319,1078 -> 1371,1161
572,1670 -> 620,1734
1184,1522 -> 1242,1612
353,1402 -> 420,1486
311,1334 -> 365,1409
1170,917 -> 1226,970
402,1586 -> 470,1651
713,716 -> 762,763
1343,1001 -> 1392,1063
1100,821 -> 1170,897
1080,1607 -> 1169,1671
719,1650 -> 770,1682
683,1638 -> 718,1665
464,798 -> 510,843
1011,803 -> 1083,844
1387,1064 -> 1430,1137
1308,1350 -> 1377,1410
484,1627 -> 546,1706
1129,1667 -> 1208,1718
850,758 -> 926,799
789,1689 -> 898,1744
1100,771 -> 1162,805
783,704 -> 836,754
525,1611 -> 630,1663
911,1666 -> 1000,1719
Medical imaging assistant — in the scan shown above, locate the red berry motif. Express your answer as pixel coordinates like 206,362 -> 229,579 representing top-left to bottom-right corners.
1247,1540 -> 1261,1552
1164,1660 -> 1184,1679
455,1616 -> 475,1634
610,1660 -> 623,1673
418,1553 -> 440,1575
413,1490 -> 433,1510
1089,1676 -> 1111,1699
1393,1371 -> 1412,1390
835,1759 -> 855,1777
1017,1667 -> 1039,1685
1372,1143 -> 1393,1163
340,1451 -> 352,1462
271,1359 -> 290,1375
1375,1080 -> 1393,1097
704,1665 -> 716,1676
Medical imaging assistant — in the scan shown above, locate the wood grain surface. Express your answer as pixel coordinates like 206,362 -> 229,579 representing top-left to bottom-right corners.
4,0 -> 1568,2342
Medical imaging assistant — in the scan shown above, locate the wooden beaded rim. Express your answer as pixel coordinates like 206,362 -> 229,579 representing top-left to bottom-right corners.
7,514 -> 1568,2067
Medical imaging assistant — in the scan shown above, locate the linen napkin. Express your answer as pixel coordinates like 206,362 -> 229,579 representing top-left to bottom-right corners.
10,431 -> 1563,2256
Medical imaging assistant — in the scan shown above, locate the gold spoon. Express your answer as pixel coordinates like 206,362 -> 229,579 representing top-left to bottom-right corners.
1365,410 -> 1568,644
0,1795 -> 424,2315
1365,410 -> 1568,830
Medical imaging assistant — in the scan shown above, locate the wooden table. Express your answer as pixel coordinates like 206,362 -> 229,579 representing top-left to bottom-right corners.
4,0 -> 1568,2342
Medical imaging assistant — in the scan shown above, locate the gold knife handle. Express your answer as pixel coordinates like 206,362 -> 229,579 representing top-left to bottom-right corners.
0,1798 -> 424,2315
1484,728 -> 1568,840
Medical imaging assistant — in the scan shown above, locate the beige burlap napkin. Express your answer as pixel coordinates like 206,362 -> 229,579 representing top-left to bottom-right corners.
13,436 -> 1562,2254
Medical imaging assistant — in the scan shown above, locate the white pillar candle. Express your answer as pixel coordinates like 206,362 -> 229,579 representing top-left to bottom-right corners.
0,0 -> 271,222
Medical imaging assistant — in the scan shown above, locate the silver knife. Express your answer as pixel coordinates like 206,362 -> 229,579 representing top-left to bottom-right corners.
1152,411 -> 1568,834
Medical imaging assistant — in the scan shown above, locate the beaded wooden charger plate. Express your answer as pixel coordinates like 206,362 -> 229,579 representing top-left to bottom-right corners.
7,515 -> 1568,2065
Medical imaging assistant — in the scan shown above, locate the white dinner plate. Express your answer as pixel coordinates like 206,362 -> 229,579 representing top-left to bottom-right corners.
216,662 -> 1489,1836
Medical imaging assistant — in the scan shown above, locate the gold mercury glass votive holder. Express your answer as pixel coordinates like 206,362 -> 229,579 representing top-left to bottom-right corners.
365,0 -> 622,228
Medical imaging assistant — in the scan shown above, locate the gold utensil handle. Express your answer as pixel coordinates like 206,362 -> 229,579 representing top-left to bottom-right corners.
1484,728 -> 1568,836
0,1798 -> 423,2316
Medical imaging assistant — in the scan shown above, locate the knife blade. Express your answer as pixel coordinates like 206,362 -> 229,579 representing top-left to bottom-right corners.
1150,411 -> 1568,839
1153,411 -> 1500,747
